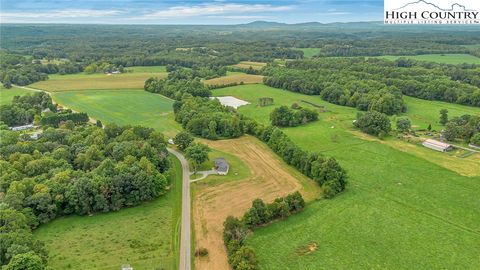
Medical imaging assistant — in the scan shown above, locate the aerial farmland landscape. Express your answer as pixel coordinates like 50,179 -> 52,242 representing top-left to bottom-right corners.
1,0 -> 480,269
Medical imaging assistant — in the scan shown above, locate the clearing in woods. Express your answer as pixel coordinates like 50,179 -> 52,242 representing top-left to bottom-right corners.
34,156 -> 183,270
212,84 -> 480,269
192,136 -> 320,270
231,61 -> 267,70
376,54 -> 480,64
296,48 -> 321,58
204,74 -> 264,86
52,89 -> 181,137
28,66 -> 167,92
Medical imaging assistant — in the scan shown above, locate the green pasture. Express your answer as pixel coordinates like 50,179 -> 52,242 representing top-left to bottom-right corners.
296,48 -> 321,58
0,86 -> 33,105
213,84 -> 480,269
52,90 -> 181,137
34,156 -> 183,270
376,54 -> 480,64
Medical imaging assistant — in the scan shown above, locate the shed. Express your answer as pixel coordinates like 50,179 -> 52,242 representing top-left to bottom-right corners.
214,158 -> 229,175
422,139 -> 453,152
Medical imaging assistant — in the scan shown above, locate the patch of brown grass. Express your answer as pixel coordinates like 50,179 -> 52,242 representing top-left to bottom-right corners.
204,74 -> 264,86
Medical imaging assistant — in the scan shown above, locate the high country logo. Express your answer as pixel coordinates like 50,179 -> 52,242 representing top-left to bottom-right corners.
384,0 -> 480,24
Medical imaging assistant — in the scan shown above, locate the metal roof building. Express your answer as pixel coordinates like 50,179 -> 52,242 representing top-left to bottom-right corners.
422,139 -> 453,152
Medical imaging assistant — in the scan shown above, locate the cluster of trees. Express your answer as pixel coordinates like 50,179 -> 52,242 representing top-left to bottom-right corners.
443,114 -> 480,143
84,62 -> 124,74
144,69 -> 211,100
270,105 -> 318,127
174,96 -> 244,139
354,111 -> 392,137
0,92 -> 54,127
39,112 -> 89,127
0,122 -> 171,268
185,143 -> 211,173
258,97 -> 274,107
263,65 -> 406,115
223,192 -> 306,270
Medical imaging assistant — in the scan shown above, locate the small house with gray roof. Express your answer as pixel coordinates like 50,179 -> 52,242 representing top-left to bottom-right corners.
214,158 -> 229,175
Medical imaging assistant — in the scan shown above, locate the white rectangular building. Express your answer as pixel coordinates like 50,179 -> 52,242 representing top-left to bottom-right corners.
422,139 -> 453,152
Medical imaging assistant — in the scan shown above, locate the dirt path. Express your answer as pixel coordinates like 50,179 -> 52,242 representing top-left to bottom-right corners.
193,136 -> 320,270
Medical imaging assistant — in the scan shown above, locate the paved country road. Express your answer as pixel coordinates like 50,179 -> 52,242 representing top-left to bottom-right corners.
167,148 -> 191,270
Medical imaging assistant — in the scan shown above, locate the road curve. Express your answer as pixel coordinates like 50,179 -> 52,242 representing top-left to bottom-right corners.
167,148 -> 191,270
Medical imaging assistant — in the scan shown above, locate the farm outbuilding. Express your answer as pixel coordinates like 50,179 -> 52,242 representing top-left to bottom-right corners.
214,158 -> 229,175
422,139 -> 453,152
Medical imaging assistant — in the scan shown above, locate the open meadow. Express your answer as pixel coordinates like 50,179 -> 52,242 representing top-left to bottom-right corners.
34,156 -> 183,270
377,54 -> 480,64
0,86 -> 33,105
231,61 -> 267,70
52,89 -> 181,137
213,84 -> 480,269
29,66 -> 167,92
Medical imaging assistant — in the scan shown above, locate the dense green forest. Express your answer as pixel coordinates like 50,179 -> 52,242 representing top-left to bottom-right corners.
263,58 -> 480,111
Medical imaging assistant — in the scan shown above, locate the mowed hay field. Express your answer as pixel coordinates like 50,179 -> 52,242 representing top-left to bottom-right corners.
34,156 -> 183,270
377,54 -> 480,64
193,136 -> 321,270
213,84 -> 480,269
52,90 -> 181,137
204,74 -> 264,86
231,61 -> 267,70
0,86 -> 33,105
29,66 -> 167,92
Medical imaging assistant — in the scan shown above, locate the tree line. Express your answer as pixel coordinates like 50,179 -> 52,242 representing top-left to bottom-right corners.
223,192 -> 306,270
0,119 -> 172,269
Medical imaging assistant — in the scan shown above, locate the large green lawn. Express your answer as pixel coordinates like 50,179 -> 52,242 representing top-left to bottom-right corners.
213,84 -> 480,269
296,48 -> 321,58
52,90 -> 181,137
377,54 -> 480,64
0,86 -> 34,105
34,156 -> 183,270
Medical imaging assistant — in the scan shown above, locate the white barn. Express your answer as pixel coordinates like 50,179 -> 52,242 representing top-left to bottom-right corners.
422,139 -> 453,152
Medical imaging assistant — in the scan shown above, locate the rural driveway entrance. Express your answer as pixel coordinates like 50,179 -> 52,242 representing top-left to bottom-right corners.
167,148 -> 191,270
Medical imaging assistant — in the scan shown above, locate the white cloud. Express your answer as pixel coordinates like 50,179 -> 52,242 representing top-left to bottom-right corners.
0,9 -> 122,22
141,3 -> 294,19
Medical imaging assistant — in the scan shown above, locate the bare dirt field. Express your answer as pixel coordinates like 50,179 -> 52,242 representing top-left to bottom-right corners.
192,135 -> 320,270
204,74 -> 264,86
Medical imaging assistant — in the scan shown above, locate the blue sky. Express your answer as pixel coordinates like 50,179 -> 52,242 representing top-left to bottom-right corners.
0,0 -> 384,24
